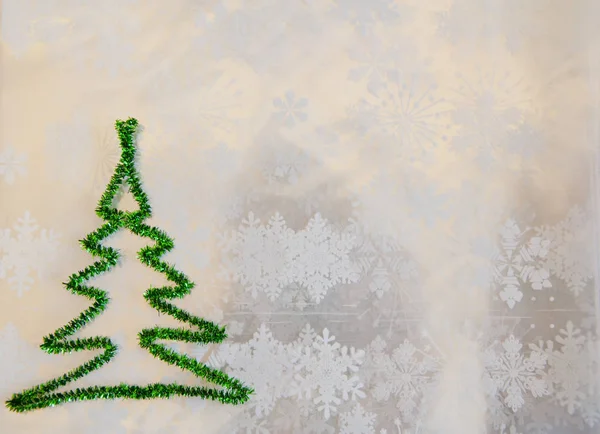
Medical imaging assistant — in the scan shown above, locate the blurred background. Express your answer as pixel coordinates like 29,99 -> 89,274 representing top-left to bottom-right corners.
1,1 -> 599,433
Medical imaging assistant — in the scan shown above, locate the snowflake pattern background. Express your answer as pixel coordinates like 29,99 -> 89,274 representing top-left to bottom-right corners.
1,1 -> 600,433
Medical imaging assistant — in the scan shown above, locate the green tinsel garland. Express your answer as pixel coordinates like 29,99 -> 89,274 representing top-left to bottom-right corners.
5,118 -> 253,413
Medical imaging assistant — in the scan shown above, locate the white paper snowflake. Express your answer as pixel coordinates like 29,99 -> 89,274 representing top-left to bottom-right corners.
485,335 -> 548,412
219,212 -> 360,303
292,327 -> 365,420
272,90 -> 308,128
213,323 -> 299,418
530,321 -> 596,418
349,72 -> 447,160
289,214 -> 361,302
493,219 -> 551,309
535,206 -> 593,296
367,336 -> 438,422
352,228 -> 418,299
339,403 -> 377,434
219,212 -> 291,299
446,69 -> 534,168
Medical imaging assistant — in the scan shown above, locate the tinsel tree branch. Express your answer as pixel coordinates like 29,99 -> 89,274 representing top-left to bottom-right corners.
6,118 -> 252,413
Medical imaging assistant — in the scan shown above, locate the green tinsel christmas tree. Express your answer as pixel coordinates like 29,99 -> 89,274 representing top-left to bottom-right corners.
6,118 -> 252,412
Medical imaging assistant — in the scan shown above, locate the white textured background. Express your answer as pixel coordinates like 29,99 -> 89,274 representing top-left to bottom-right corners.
1,1 -> 600,433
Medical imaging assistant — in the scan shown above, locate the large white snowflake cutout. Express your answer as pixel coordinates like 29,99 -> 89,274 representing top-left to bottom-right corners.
493,219 -> 551,308
211,323 -> 299,418
292,326 -> 365,420
535,206 -> 593,296
350,72 -> 447,162
351,226 -> 419,299
0,212 -> 60,296
289,214 -> 360,302
530,321 -> 596,419
219,212 -> 360,303
218,212 -> 292,300
367,336 -> 438,422
339,403 -> 377,434
446,69 -> 534,168
485,335 -> 548,412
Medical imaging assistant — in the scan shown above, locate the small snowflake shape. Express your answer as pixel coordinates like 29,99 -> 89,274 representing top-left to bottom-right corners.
485,335 -> 548,412
290,214 -> 360,302
218,212 -> 292,300
352,229 -> 418,299
292,327 -> 365,420
535,206 -> 593,296
219,212 -> 359,304
339,403 -> 377,434
368,336 -> 438,421
494,219 -> 551,309
355,76 -> 446,158
447,69 -> 530,167
272,90 -> 308,128
531,321 -> 589,416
